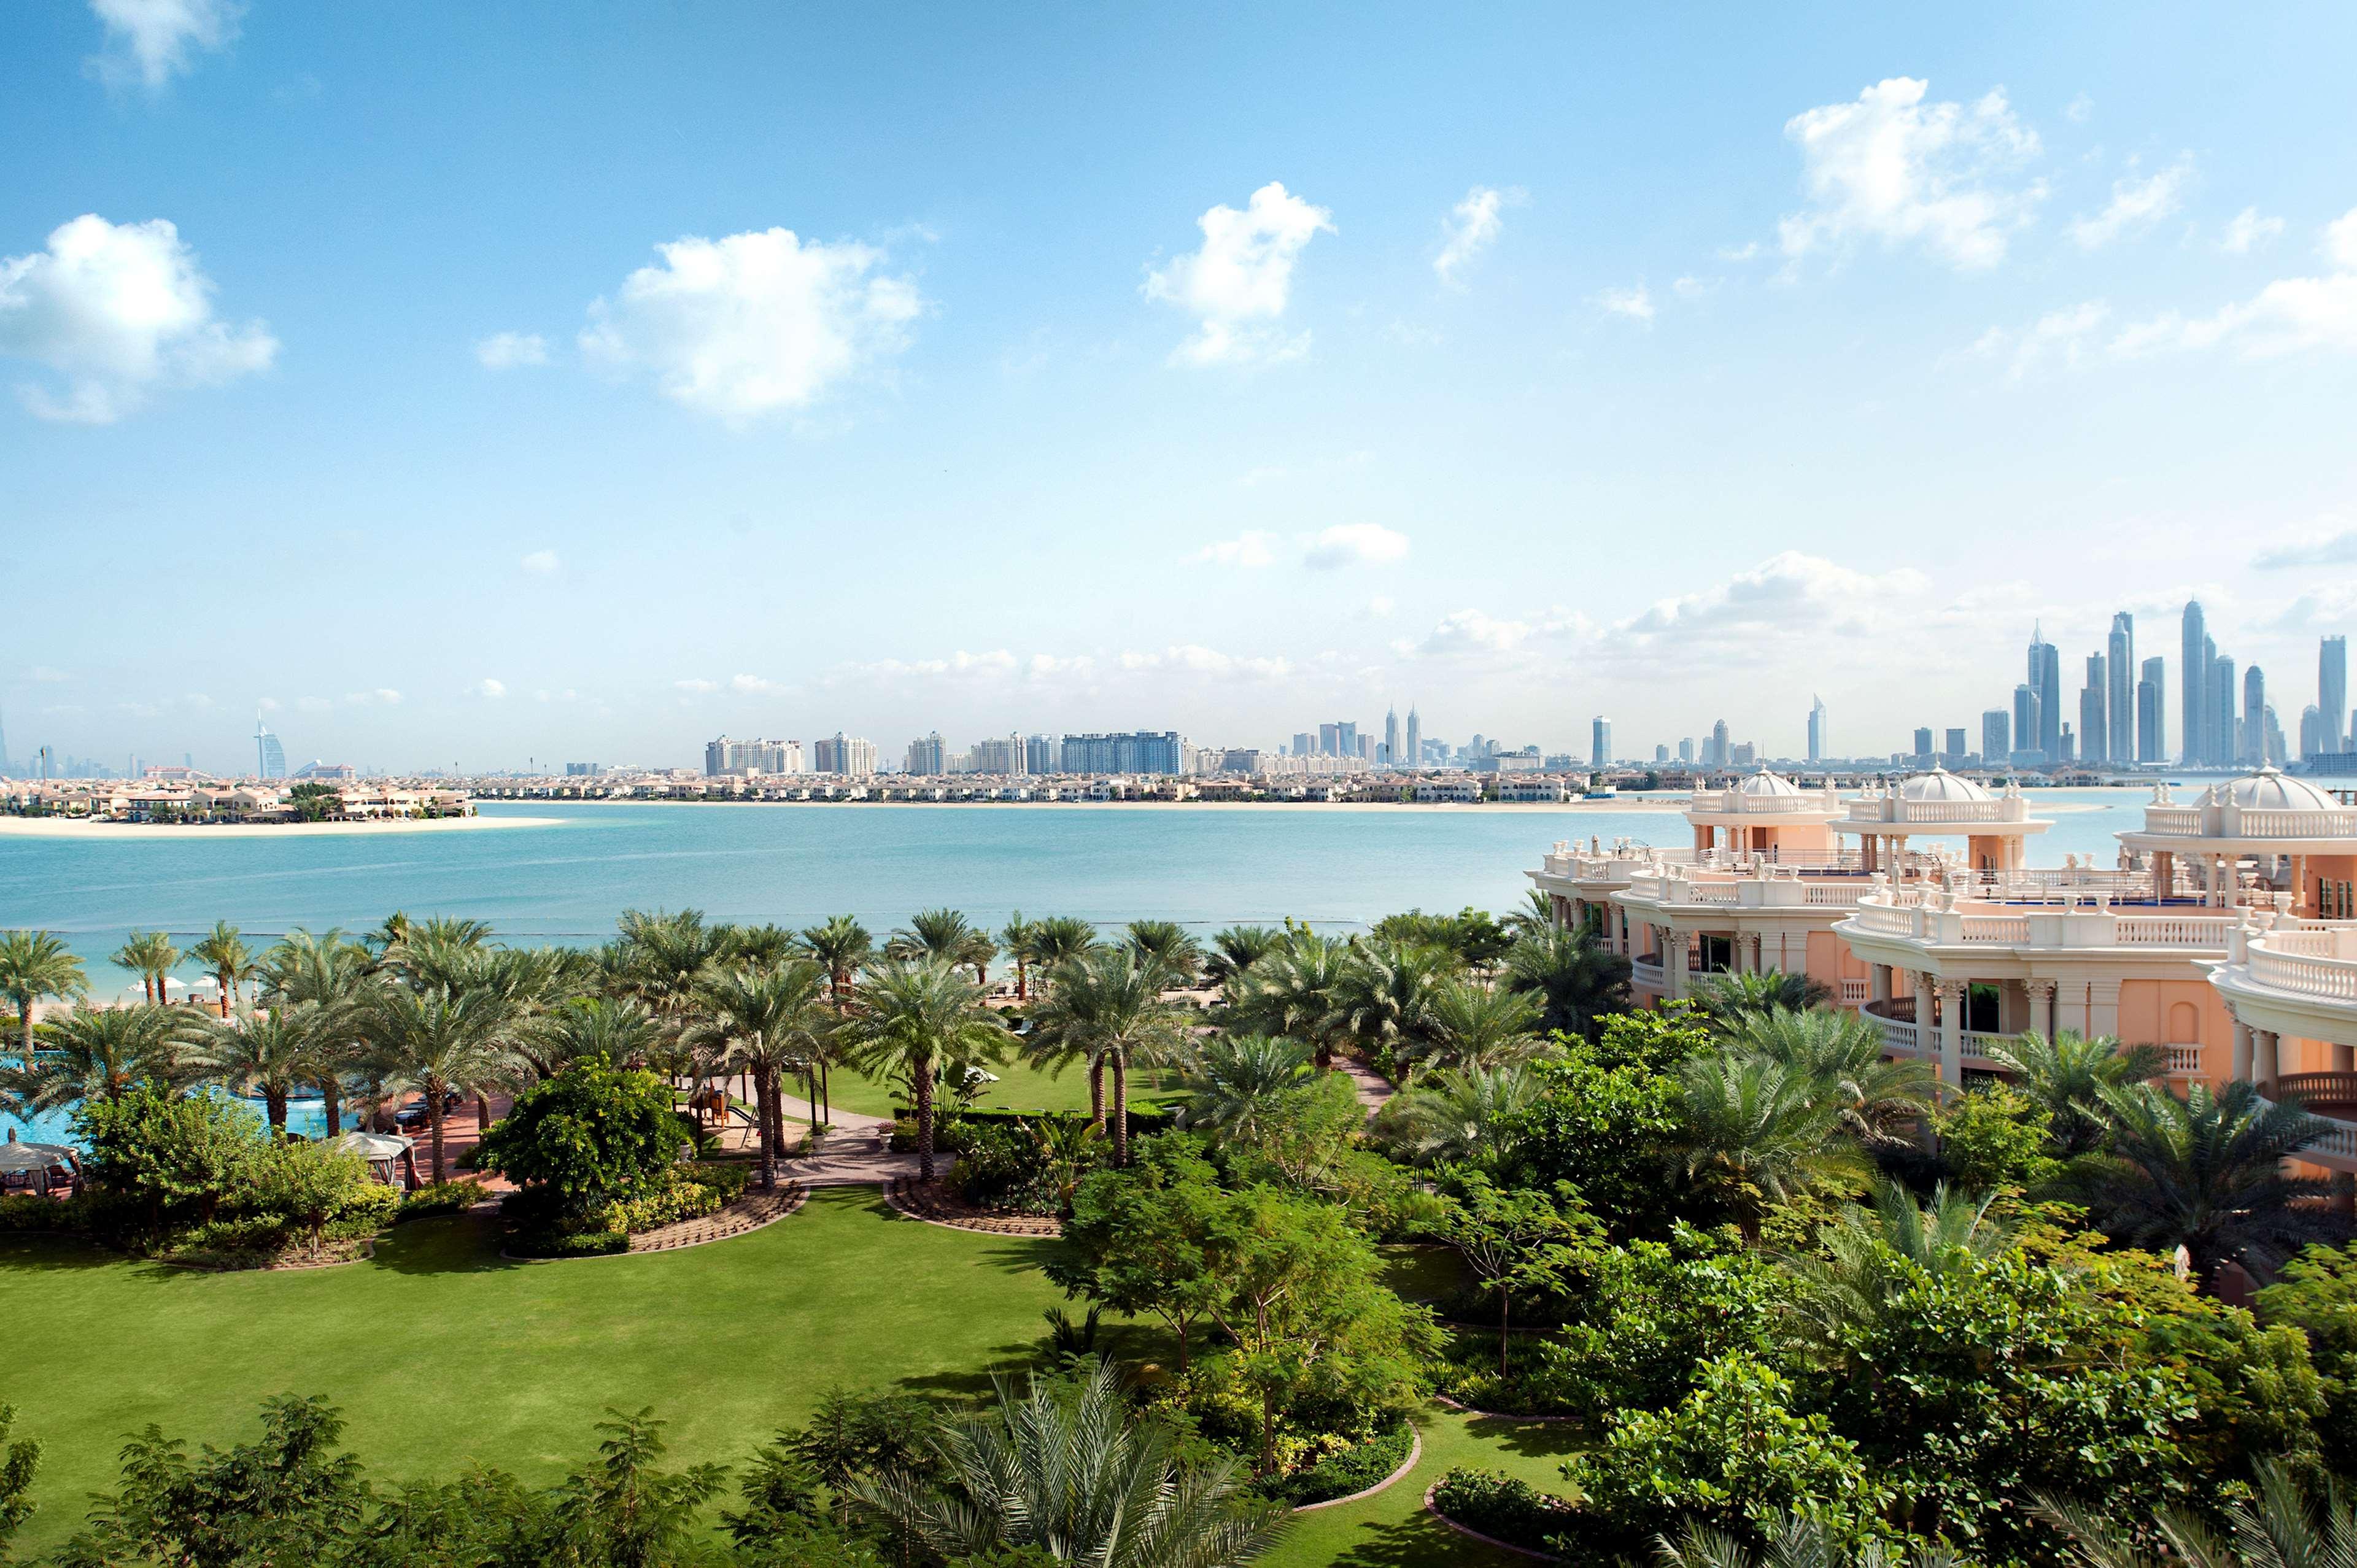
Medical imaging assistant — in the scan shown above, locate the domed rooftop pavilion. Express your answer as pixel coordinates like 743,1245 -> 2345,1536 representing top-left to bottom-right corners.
1835,765 -> 2051,876
1683,768 -> 1847,859
2118,767 -> 2357,916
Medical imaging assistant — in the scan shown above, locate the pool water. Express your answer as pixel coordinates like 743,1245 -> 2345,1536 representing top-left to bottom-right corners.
2,1093 -> 331,1148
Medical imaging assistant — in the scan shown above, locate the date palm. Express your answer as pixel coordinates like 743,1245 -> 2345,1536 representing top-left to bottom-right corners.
188,921 -> 259,1016
797,915 -> 874,1012
360,986 -> 522,1183
185,1005 -> 322,1134
1223,932 -> 1355,1071
856,1358 -> 1290,1568
1174,1033 -> 1315,1144
112,930 -> 182,1006
1382,1062 -> 1541,1169
1333,938 -> 1453,1079
1722,1006 -> 1937,1146
1025,916 -> 1102,997
999,911 -> 1040,999
2041,1459 -> 2355,1568
1504,886 -> 1558,938
21,1003 -> 196,1110
519,995 -> 662,1081
0,929 -> 88,1062
1415,978 -> 1545,1076
840,959 -> 1010,1183
1985,1029 -> 2167,1158
258,928 -> 377,1135
1501,923 -> 1631,1041
1779,1175 -> 2013,1348
1124,919 -> 1205,987
2067,1079 -> 2346,1294
889,907 -> 996,985
1674,1051 -> 1869,1243
683,961 -> 834,1189
1692,969 -> 1832,1030
611,908 -> 729,1030
1028,947 -> 1191,1164
1202,925 -> 1280,992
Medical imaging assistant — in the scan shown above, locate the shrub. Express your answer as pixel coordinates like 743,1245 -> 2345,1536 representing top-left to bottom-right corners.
473,1062 -> 688,1219
396,1180 -> 487,1221
686,1161 -> 750,1200
1255,1423 -> 1412,1505
75,1084 -> 268,1237
1430,1468 -> 1573,1551
0,1194 -> 77,1234
590,1172 -> 721,1235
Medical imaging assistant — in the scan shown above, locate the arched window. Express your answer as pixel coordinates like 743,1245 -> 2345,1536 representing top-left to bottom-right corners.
2167,1000 -> 2199,1043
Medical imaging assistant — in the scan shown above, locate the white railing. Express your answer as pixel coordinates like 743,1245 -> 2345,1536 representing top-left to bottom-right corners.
2115,916 -> 2229,946
1845,798 -> 2027,825
1702,794 -> 1847,816
1959,916 -> 2030,942
2142,806 -> 2201,834
1839,977 -> 1869,1004
1804,884 -> 1869,906
1852,903 -> 1919,935
1842,895 -> 2238,953
1871,1015 -> 1920,1051
2247,945 -> 2357,1002
2165,1043 -> 2205,1076
1630,959 -> 1665,989
2232,808 -> 2357,838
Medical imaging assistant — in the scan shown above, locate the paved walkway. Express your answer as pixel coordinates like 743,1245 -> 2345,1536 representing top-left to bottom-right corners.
702,1102 -> 927,1188
1341,1060 -> 1399,1115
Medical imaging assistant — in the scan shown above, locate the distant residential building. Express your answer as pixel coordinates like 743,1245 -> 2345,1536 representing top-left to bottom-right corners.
813,733 -> 878,777
1496,778 -> 1569,802
969,734 -> 1024,774
1290,731 -> 1314,757
2181,600 -> 2207,763
2323,636 -> 2349,755
1913,726 -> 1933,762
1404,706 -> 1422,770
291,760 -> 357,781
2027,624 -> 2062,761
1981,709 -> 2010,765
1709,719 -> 1729,767
1653,743 -> 1670,763
1728,741 -> 1757,767
1413,778 -> 1482,803
2107,613 -> 2136,765
2080,651 -> 2108,767
1492,747 -> 1543,773
1678,737 -> 1695,765
904,732 -> 946,774
1026,733 -> 1059,773
1590,717 -> 1611,768
564,762 -> 602,776
1059,732 -> 1184,775
2138,657 -> 2166,762
2209,655 -> 2238,769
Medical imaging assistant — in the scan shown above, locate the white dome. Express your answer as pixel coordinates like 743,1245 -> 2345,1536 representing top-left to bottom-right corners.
2226,767 -> 2339,812
1898,767 -> 1993,803
1735,769 -> 1803,797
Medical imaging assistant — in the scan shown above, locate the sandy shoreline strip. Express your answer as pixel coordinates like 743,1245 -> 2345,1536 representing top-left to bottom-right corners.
0,814 -> 566,840
472,796 -> 1693,816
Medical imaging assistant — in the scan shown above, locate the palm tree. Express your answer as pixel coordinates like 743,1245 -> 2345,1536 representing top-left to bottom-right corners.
1985,1029 -> 2168,1157
0,929 -> 88,1062
889,907 -> 996,985
188,921 -> 259,1016
1382,1063 -> 1541,1168
1203,925 -> 1281,992
1415,978 -> 1546,1076
1722,1006 -> 1938,1146
360,987 -> 521,1183
519,995 -> 662,1081
797,915 -> 874,1012
1333,938 -> 1453,1076
112,930 -> 182,1006
1658,1513 -> 1964,1568
258,928 -> 377,1135
611,908 -> 731,1032
1674,1051 -> 1869,1243
684,961 -> 834,1189
1027,948 -> 1191,1164
1504,887 -> 1557,939
1778,1175 -> 2014,1347
2066,1079 -> 2346,1293
840,959 -> 1010,1183
1690,968 -> 1832,1030
1025,916 -> 1102,997
1174,1034 -> 1315,1144
2041,1459 -> 2355,1568
1223,932 -> 1355,1071
19,1003 -> 195,1110
185,1005 -> 322,1134
856,1358 -> 1290,1568
999,910 -> 1040,999
1125,919 -> 1206,988
1501,924 -> 1631,1041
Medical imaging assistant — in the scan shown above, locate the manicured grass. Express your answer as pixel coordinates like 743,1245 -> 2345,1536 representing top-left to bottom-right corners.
0,1189 -> 1073,1556
1260,1405 -> 1585,1568
808,1057 -> 1190,1121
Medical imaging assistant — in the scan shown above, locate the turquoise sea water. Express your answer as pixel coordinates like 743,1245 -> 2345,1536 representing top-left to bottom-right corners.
0,790 -> 2189,992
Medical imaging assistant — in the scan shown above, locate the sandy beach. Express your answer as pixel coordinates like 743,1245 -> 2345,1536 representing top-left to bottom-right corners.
476,795 -> 1695,816
0,814 -> 566,840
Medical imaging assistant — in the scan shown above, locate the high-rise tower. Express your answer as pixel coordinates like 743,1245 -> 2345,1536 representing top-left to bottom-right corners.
1384,705 -> 1401,768
2080,653 -> 2108,767
1404,704 -> 1421,769
2181,601 -> 2206,765
1806,695 -> 1827,763
255,713 -> 287,780
2323,636 -> 2348,755
2107,613 -> 2135,763
2243,665 -> 2267,765
2027,624 -> 2062,761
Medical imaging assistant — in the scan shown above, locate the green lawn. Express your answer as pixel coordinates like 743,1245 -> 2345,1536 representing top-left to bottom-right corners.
805,1058 -> 1190,1121
0,1189 -> 1072,1557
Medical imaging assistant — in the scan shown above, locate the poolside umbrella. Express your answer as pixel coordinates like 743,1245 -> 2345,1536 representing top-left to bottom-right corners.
0,1140 -> 79,1196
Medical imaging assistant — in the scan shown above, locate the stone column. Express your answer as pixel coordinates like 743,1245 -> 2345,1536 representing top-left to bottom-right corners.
2058,979 -> 2091,1038
2336,1042 -> 2355,1075
2088,978 -> 2123,1040
1666,932 -> 1690,1000
1936,980 -> 1967,1087
2253,1029 -> 2280,1088
2025,978 -> 2056,1040
1913,972 -> 1935,1054
1870,964 -> 1892,1008
2229,1015 -> 2253,1082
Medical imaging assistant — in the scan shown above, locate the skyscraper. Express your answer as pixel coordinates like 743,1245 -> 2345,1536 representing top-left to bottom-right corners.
904,733 -> 946,774
1913,726 -> 1934,761
1944,727 -> 1967,762
2323,636 -> 2348,755
2181,601 -> 2206,765
2209,655 -> 2237,768
1404,705 -> 1422,770
1709,719 -> 1729,767
1678,736 -> 1695,765
2013,684 -> 2042,763
256,713 -> 287,780
2027,624 -> 2062,761
2243,666 -> 2267,765
1384,706 -> 1401,769
2107,613 -> 2135,763
1981,709 -> 2009,765
1591,716 -> 1612,768
2080,652 -> 2108,767
1806,695 -> 1827,763
2138,657 -> 2165,762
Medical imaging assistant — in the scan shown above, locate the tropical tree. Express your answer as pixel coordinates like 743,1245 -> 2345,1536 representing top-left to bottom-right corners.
1223,932 -> 1355,1070
856,1358 -> 1290,1567
2042,1460 -> 2356,1568
888,908 -> 996,984
258,928 -> 378,1135
1026,916 -> 1102,996
1674,1052 -> 1868,1242
1692,969 -> 1833,1030
839,959 -> 1010,1182
684,960 -> 834,1189
0,929 -> 87,1062
1777,1175 -> 2014,1347
18,1003 -> 195,1110
184,1005 -> 323,1134
1414,977 -> 1546,1077
1437,1171 -> 1598,1373
2067,1079 -> 2347,1293
1721,1007 -> 1937,1146
188,920 -> 260,1016
520,995 -> 662,1081
1027,947 -> 1191,1164
1984,1029 -> 2168,1157
1504,886 -> 1557,938
999,910 -> 1040,999
1125,919 -> 1206,987
611,908 -> 732,1032
360,987 -> 521,1183
1203,925 -> 1280,992
1174,1034 -> 1315,1145
1333,938 -> 1453,1075
1501,922 -> 1631,1041
112,930 -> 182,1006
797,915 -> 875,1012
1380,1063 -> 1542,1170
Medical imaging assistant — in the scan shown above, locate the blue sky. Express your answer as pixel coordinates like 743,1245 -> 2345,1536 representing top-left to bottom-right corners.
4,1 -> 2355,773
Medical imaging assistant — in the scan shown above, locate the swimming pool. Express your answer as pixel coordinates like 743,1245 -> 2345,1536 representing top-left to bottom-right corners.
1,1092 -> 332,1147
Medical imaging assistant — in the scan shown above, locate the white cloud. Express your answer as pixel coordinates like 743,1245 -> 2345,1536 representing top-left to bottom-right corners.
730,673 -> 786,694
1193,531 -> 1280,568
1717,241 -> 1763,262
1420,609 -> 1535,657
1595,283 -> 1655,322
255,696 -> 279,712
1025,654 -> 1096,680
1434,185 -> 1519,286
475,331 -> 548,369
2221,207 -> 2285,255
519,549 -> 560,574
1778,78 -> 2042,270
2067,156 -> 2192,249
1671,276 -> 1717,298
580,227 -> 923,425
472,679 -> 506,700
1144,182 -> 1333,366
1304,523 -> 1409,569
1118,645 -> 1294,681
2065,93 -> 2094,123
1967,299 -> 2109,377
1366,596 -> 1395,617
2112,206 -> 2357,358
673,678 -> 720,695
0,214 -> 276,422
2255,525 -> 2357,569
829,650 -> 1021,684
27,665 -> 69,683
88,0 -> 240,89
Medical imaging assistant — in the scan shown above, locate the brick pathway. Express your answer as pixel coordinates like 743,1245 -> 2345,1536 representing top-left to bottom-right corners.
624,1185 -> 806,1253
884,1175 -> 1063,1237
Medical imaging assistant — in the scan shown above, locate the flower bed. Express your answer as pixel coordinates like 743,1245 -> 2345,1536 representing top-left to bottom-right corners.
1258,1422 -> 1417,1507
1427,1467 -> 1577,1558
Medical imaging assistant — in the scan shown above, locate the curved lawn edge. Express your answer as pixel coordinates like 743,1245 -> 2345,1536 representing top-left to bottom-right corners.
498,1185 -> 807,1262
1430,1392 -> 1581,1424
1292,1426 -> 1422,1513
883,1176 -> 1063,1237
1422,1481 -> 1563,1562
